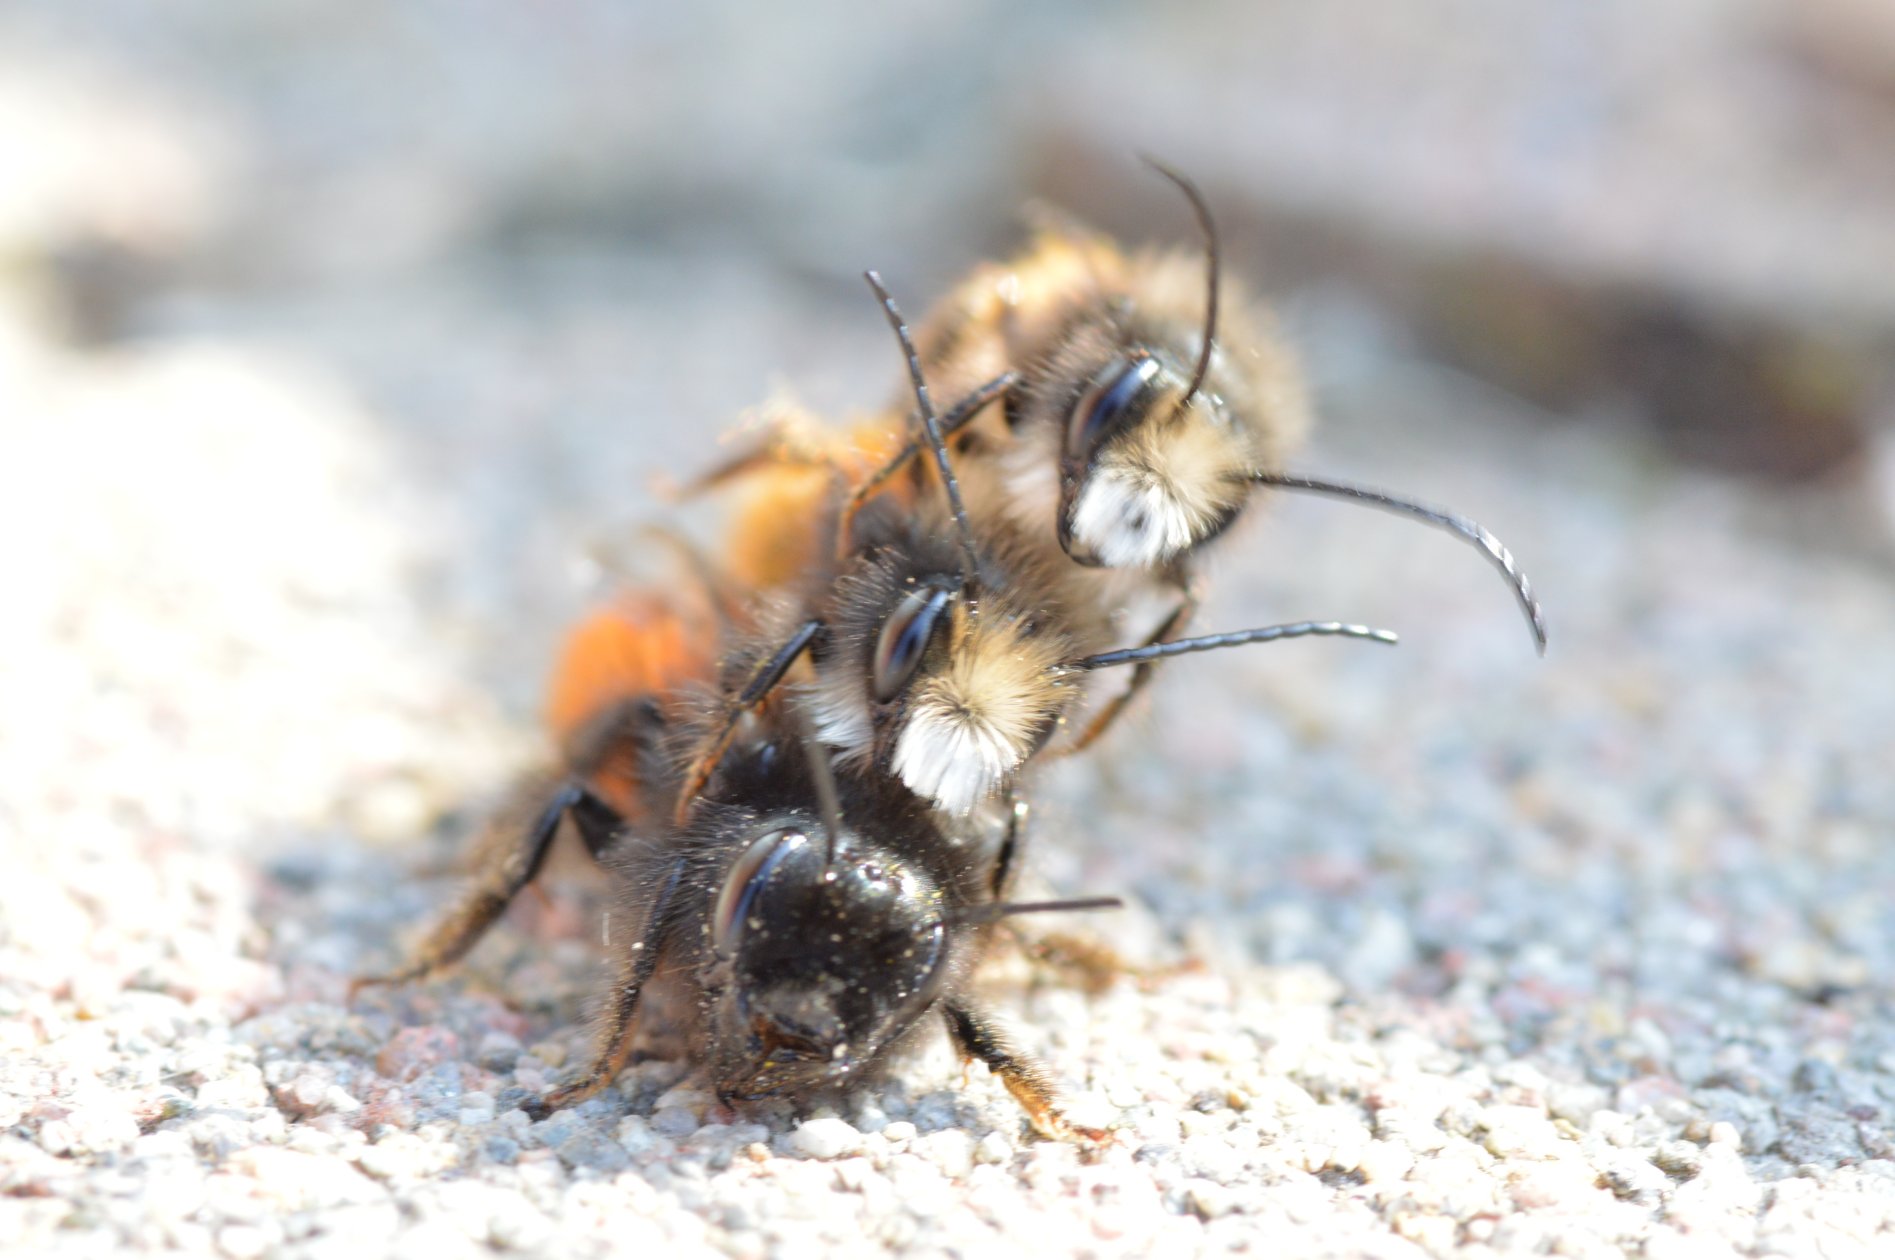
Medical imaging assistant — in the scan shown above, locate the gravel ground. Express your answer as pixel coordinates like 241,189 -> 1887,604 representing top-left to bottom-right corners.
7,6 -> 1895,1256
5,265 -> 1895,1259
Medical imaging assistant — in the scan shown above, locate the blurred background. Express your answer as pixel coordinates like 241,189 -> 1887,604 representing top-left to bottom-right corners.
7,0 -> 1893,834
6,4 -> 1895,1248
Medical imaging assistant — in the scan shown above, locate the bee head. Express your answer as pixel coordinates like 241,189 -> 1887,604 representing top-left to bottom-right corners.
821,272 -> 1088,814
1055,348 -> 1254,568
1009,162 -> 1303,570
701,819 -> 950,1101
811,529 -> 1074,815
877,579 -> 1068,815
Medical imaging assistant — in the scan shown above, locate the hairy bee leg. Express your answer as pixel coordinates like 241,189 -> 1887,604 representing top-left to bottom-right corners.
1016,932 -> 1160,994
662,419 -> 840,501
350,779 -> 601,999
983,795 -> 1141,992
989,792 -> 1030,899
834,371 -> 1015,557
944,1002 -> 1107,1144
567,789 -> 622,861
988,789 -> 1047,955
666,446 -> 814,497
533,858 -> 687,1118
673,619 -> 825,825
1059,578 -> 1200,756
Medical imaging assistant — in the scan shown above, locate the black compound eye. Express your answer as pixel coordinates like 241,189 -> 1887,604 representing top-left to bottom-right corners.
1065,354 -> 1164,462
712,828 -> 807,958
872,584 -> 954,704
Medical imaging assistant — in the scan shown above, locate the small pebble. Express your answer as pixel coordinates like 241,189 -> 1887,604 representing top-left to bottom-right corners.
912,1129 -> 975,1179
790,1118 -> 864,1160
457,1092 -> 495,1126
1188,1179 -> 1237,1220
651,1107 -> 699,1139
974,1131 -> 1012,1166
474,1032 -> 522,1071
195,1072 -> 268,1111
375,1027 -> 460,1084
37,1120 -> 77,1156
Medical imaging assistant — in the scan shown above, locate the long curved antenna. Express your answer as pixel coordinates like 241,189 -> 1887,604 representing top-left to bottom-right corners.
1067,620 -> 1397,673
833,371 -> 1015,560
1251,473 -> 1548,655
948,896 -> 1125,928
863,270 -> 982,588
790,699 -> 846,873
1140,155 -> 1219,411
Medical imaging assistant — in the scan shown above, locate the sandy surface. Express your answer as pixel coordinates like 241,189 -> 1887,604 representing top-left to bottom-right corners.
5,265 -> 1895,1258
6,5 -> 1895,1257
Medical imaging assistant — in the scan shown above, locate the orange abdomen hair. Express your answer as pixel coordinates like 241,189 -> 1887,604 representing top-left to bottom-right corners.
720,414 -> 914,592
720,463 -> 839,594
544,595 -> 717,821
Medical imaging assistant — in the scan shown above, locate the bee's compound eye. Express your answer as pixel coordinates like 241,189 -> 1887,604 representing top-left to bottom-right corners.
1065,355 -> 1164,462
871,584 -> 955,704
712,828 -> 808,958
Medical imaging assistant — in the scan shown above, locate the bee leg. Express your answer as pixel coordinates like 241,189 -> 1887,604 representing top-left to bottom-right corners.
351,777 -> 608,999
989,791 -> 1030,899
560,696 -> 672,835
1020,932 -> 1158,995
666,445 -> 808,497
673,619 -> 825,825
988,795 -> 1142,992
567,788 -> 622,861
662,410 -> 839,500
943,1002 -> 1108,1145
532,857 -> 687,1117
985,793 -> 1148,993
1060,574 -> 1200,755
835,371 -> 1015,555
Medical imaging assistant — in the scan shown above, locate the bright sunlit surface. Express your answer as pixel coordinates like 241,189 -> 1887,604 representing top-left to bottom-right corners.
5,3 -> 1895,1256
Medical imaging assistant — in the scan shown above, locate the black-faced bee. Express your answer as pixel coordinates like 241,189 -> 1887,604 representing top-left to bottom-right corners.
354,584 -> 1122,1140
354,172 -> 1543,1145
556,700 -> 1121,1139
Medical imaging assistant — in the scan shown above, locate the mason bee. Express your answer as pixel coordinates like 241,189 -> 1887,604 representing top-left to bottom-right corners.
690,171 -> 1544,781
355,577 -> 1122,1139
542,699 -> 1121,1139
869,162 -> 1547,660
671,274 -> 1400,821
353,171 -> 1540,1144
